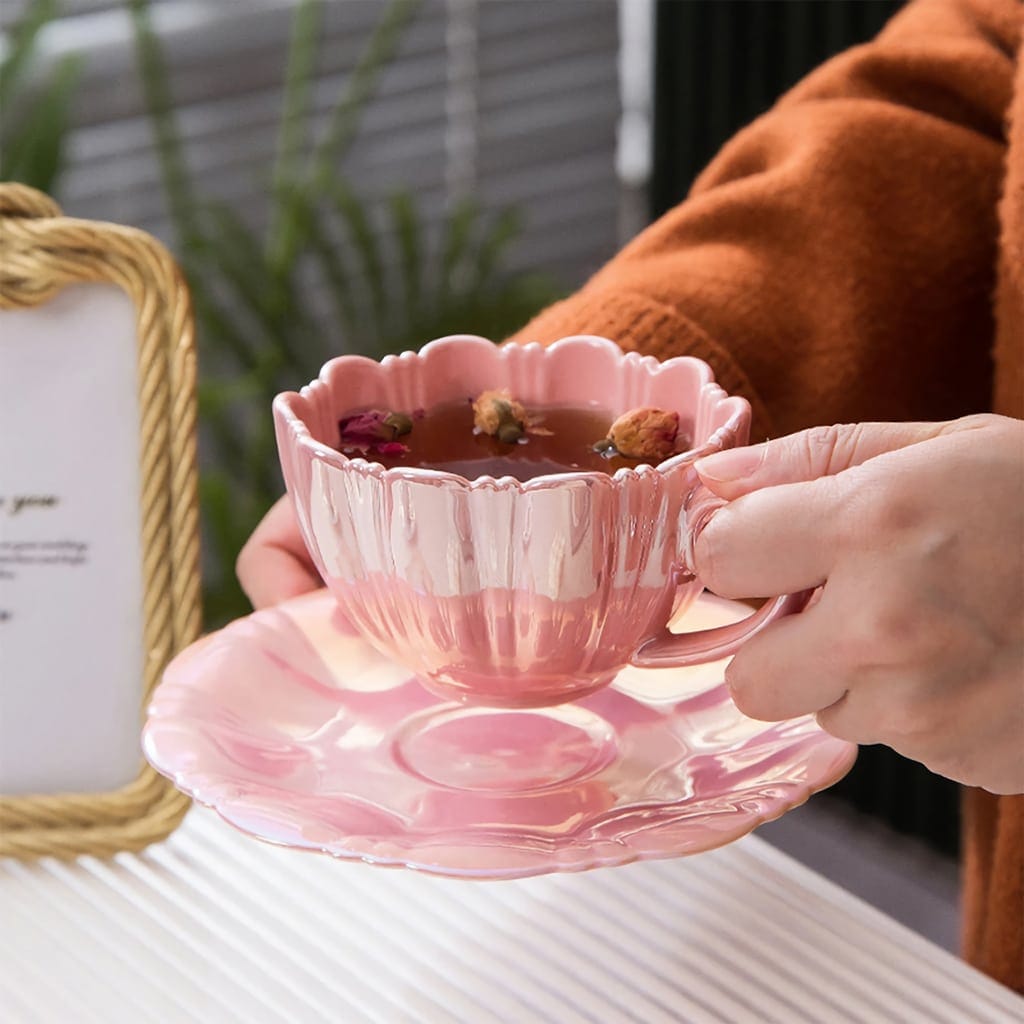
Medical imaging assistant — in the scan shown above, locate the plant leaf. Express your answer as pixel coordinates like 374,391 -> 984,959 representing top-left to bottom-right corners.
1,53 -> 82,193
0,0 -> 57,112
243,420 -> 284,500
199,473 -> 243,567
201,200 -> 308,369
472,206 -> 522,291
389,189 -> 421,323
198,473 -> 262,627
438,196 -> 479,300
329,180 -> 386,342
302,199 -> 359,343
307,0 -> 420,195
267,0 -> 323,272
188,279 -> 264,369
128,0 -> 203,253
197,386 -> 248,465
202,203 -> 279,317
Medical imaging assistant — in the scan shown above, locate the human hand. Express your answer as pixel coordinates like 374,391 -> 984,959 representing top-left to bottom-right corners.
236,494 -> 322,609
692,415 -> 1024,795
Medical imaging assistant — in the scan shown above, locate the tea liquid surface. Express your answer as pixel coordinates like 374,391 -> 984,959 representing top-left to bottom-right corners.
359,400 -> 652,481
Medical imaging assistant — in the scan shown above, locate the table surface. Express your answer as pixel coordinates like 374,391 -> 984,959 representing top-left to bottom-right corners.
3,807 -> 1022,1024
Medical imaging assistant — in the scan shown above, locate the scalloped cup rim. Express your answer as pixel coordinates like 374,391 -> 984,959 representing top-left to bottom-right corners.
273,335 -> 749,492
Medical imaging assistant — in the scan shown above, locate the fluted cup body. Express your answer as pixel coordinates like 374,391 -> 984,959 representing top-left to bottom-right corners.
274,336 -> 749,707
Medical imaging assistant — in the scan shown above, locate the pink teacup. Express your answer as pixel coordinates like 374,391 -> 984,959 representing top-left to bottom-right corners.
274,336 -> 808,708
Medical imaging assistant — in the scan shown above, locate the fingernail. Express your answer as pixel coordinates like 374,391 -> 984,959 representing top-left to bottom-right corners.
695,444 -> 766,483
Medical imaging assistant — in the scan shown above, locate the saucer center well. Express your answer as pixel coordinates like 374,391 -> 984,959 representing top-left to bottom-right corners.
391,705 -> 618,793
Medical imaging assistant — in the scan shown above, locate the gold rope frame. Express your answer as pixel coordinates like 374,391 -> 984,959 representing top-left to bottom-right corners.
0,183 -> 199,858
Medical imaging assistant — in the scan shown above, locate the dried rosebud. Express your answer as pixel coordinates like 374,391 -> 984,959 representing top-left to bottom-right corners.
472,389 -> 527,443
497,421 -> 524,444
607,407 -> 680,460
383,412 -> 413,437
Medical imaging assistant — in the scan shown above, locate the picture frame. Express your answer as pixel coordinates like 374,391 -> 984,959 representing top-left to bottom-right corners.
0,183 -> 199,858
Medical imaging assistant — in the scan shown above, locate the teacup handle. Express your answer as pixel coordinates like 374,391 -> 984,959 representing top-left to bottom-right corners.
632,484 -> 813,669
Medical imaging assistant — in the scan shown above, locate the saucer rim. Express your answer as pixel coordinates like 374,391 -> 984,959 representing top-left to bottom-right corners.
144,589 -> 858,880
171,746 -> 857,881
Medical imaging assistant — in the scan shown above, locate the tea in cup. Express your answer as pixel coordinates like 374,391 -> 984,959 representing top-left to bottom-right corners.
273,335 -> 807,707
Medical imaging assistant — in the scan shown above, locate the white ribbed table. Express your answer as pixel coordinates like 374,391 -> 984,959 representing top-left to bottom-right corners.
3,806 -> 1021,1024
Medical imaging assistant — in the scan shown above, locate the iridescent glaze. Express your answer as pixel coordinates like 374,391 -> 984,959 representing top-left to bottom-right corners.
274,336 -> 808,707
143,590 -> 856,879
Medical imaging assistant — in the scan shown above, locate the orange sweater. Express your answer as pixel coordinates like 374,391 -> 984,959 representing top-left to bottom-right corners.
511,0 -> 1024,992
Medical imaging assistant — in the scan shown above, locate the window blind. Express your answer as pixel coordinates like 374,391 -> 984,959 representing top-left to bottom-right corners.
11,0 -> 622,293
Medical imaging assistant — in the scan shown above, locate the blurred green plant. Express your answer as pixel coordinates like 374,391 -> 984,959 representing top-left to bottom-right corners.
0,0 -> 82,193
129,0 -> 560,626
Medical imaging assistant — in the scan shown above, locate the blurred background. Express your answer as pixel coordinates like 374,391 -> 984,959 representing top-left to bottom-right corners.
2,0 -> 958,947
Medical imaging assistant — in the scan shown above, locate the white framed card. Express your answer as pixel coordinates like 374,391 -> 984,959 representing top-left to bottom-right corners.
0,184 -> 200,858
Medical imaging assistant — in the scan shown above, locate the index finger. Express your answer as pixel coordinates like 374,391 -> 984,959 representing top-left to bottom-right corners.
693,475 -> 843,599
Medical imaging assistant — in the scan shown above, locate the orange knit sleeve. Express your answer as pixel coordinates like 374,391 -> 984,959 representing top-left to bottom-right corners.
507,0 -> 1020,440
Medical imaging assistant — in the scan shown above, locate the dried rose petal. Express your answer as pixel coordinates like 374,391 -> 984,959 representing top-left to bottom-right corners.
339,410 -> 391,448
339,409 -> 413,455
607,407 -> 680,460
472,389 -> 527,442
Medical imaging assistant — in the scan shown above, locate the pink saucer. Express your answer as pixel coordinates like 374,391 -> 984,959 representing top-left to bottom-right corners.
143,590 -> 856,879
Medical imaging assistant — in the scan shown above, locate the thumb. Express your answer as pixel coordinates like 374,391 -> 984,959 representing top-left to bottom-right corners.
694,421 -> 951,500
